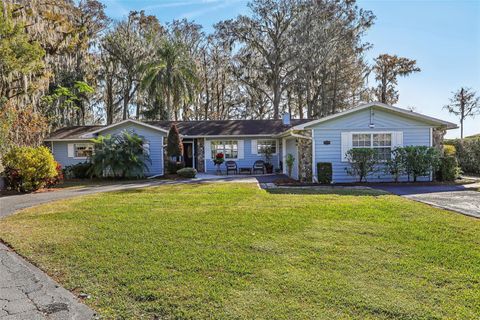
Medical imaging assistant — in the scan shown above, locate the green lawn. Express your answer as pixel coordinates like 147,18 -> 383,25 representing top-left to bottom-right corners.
0,183 -> 479,319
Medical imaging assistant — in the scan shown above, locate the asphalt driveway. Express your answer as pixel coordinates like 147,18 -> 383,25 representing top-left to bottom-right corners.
372,184 -> 480,218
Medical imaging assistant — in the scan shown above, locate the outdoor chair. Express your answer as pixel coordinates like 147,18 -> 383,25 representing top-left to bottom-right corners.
225,160 -> 238,175
252,160 -> 266,174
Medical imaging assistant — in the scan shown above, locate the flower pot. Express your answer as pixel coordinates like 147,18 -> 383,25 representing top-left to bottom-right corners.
265,164 -> 274,174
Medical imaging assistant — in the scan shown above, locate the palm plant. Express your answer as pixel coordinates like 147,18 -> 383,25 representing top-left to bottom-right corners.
89,131 -> 151,179
141,37 -> 198,121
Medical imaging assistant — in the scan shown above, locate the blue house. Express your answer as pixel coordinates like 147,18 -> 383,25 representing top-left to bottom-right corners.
45,102 -> 456,183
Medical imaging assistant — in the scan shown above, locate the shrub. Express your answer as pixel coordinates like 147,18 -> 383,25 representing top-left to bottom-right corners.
316,162 -> 332,184
177,167 -> 197,178
285,154 -> 295,177
403,146 -> 440,182
90,131 -> 151,178
167,160 -> 185,174
45,162 -> 64,187
436,156 -> 460,182
445,138 -> 480,174
384,147 -> 406,182
3,146 -> 58,192
443,144 -> 456,157
345,148 -> 377,182
167,123 -> 183,163
64,162 -> 93,179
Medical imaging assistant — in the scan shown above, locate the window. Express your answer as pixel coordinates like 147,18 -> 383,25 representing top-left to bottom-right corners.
211,140 -> 238,159
74,143 -> 94,158
257,139 -> 277,154
351,133 -> 392,161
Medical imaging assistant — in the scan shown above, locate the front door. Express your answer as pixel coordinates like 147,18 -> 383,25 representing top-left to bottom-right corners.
183,142 -> 194,168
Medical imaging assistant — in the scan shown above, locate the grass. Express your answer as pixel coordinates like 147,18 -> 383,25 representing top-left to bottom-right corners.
0,183 -> 479,319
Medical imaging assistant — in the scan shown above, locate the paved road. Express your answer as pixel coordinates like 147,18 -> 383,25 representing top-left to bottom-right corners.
0,243 -> 94,320
373,184 -> 480,218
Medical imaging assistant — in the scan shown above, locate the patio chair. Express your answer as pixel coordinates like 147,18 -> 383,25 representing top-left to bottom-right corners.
252,160 -> 266,174
225,160 -> 238,175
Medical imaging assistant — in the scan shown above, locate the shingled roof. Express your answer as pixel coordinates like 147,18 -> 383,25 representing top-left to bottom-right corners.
46,119 -> 311,140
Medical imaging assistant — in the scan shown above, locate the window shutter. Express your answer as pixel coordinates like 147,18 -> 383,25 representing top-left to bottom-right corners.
238,140 -> 244,159
251,140 -> 257,155
341,132 -> 351,162
204,139 -> 211,159
393,131 -> 403,148
67,144 -> 74,158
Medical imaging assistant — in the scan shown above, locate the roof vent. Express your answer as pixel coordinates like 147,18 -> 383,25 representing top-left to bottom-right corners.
282,113 -> 291,126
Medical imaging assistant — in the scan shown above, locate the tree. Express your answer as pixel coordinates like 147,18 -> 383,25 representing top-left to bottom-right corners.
101,11 -> 159,120
372,54 -> 421,105
166,124 -> 183,160
443,87 -> 479,139
141,37 -> 198,121
0,2 -> 45,102
216,0 -> 298,119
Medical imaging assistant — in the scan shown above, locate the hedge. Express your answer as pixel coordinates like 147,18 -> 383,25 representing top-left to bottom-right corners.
317,162 -> 332,184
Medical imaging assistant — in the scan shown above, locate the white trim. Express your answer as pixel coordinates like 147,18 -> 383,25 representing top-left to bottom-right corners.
312,129 -> 317,182
292,102 -> 458,130
255,139 -> 279,155
45,138 -> 93,142
345,131 -> 395,163
203,138 -> 207,172
282,138 -> 287,175
79,119 -> 168,138
430,127 -> 433,181
183,134 -> 278,138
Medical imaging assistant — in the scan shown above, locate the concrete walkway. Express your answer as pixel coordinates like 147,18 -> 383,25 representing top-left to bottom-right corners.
373,183 -> 480,218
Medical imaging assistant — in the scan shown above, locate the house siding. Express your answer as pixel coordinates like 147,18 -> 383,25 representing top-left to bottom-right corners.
311,108 -> 433,183
204,137 -> 280,173
52,140 -> 93,168
51,123 -> 165,176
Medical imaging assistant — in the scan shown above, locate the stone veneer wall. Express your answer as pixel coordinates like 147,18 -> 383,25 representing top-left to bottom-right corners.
196,138 -> 205,173
297,130 -> 313,182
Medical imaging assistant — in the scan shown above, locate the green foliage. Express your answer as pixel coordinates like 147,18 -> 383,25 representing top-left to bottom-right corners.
0,3 -> 45,100
166,124 -> 183,159
436,156 -> 460,182
64,162 -> 94,179
177,167 -> 197,178
89,131 -> 151,179
167,161 -> 185,174
445,138 -> 480,174
403,146 -> 440,182
384,147 -> 406,182
443,144 -> 456,157
345,148 -> 377,182
316,162 -> 332,184
3,146 -> 58,192
285,153 -> 295,177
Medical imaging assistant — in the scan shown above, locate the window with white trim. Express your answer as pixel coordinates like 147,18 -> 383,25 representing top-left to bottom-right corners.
352,133 -> 392,161
257,139 -> 277,154
74,143 -> 94,158
211,140 -> 238,159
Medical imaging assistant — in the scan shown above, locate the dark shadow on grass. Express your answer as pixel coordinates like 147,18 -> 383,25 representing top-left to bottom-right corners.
267,187 -> 388,196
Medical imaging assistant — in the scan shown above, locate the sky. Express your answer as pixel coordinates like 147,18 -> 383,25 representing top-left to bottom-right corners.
102,0 -> 480,138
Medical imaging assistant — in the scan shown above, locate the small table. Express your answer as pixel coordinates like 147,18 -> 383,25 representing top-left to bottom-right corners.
239,167 -> 252,175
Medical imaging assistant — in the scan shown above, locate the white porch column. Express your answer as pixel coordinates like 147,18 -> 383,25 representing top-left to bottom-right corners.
282,137 -> 287,174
